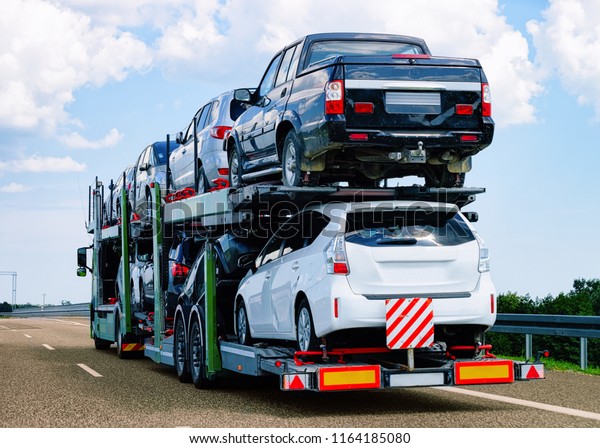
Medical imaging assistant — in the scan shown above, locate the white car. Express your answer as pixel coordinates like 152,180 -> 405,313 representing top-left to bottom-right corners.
234,201 -> 496,352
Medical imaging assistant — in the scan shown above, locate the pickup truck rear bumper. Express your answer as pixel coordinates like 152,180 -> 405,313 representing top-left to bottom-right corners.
307,117 -> 494,160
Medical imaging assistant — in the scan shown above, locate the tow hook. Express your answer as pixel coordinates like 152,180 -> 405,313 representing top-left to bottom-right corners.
389,141 -> 427,163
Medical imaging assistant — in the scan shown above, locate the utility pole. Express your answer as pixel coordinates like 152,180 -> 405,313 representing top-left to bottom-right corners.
0,271 -> 17,311
42,293 -> 46,311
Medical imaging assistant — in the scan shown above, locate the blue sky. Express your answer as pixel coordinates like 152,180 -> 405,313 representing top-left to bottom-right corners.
1,0 -> 599,306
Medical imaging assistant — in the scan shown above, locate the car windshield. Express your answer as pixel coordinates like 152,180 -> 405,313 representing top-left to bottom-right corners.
306,40 -> 424,67
345,209 -> 474,247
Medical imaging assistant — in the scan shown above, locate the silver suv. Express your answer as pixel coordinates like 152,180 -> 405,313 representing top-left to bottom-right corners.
169,90 -> 249,193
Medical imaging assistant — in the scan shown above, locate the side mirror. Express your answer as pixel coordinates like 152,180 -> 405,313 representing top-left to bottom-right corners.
77,267 -> 87,277
237,253 -> 256,272
464,211 -> 479,223
77,247 -> 87,268
234,89 -> 252,102
175,131 -> 184,144
138,163 -> 149,172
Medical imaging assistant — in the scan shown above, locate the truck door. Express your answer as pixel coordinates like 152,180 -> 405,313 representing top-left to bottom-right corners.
239,52 -> 283,161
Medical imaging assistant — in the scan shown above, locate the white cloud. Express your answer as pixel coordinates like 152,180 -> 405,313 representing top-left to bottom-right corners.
0,182 -> 31,193
60,128 -> 124,149
1,155 -> 87,173
0,0 -> 153,134
152,0 -> 542,127
527,0 -> 600,121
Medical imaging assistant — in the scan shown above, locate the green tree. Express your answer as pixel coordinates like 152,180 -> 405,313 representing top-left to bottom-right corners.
0,301 -> 12,312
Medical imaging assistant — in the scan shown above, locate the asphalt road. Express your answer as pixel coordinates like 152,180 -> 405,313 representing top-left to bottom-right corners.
1,316 -> 599,428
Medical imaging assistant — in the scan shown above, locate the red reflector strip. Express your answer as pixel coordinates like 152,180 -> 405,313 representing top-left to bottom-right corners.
454,360 -> 514,385
121,343 -> 145,352
460,135 -> 479,142
319,365 -> 381,391
392,53 -> 431,59
217,168 -> 229,175
455,104 -> 473,115
334,298 -> 339,318
354,102 -> 374,114
349,133 -> 368,141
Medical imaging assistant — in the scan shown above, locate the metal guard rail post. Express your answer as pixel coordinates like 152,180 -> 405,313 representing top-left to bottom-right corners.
491,314 -> 600,370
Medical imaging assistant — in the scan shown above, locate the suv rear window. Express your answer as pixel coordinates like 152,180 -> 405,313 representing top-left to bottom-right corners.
345,210 -> 474,247
306,40 -> 424,67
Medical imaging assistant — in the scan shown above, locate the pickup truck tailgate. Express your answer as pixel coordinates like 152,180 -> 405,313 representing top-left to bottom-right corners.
343,57 -> 484,131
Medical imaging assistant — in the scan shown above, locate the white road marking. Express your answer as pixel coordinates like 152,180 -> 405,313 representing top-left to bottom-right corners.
24,334 -> 32,338
0,325 -> 9,329
42,344 -> 55,351
77,364 -> 103,378
433,386 -> 600,421
41,318 -> 87,327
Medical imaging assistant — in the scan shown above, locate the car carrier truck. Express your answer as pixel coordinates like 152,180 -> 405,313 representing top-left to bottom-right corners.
77,180 -> 546,392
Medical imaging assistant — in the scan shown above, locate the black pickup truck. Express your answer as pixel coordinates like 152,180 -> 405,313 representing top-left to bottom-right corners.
226,33 -> 494,188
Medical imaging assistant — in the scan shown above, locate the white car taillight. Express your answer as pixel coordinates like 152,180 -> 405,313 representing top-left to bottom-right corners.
475,232 -> 490,273
325,80 -> 344,115
325,233 -> 349,275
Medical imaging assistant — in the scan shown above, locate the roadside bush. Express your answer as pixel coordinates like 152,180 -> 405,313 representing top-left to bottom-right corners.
487,279 -> 599,368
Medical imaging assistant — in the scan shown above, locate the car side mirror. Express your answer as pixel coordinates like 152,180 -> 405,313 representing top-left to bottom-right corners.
464,211 -> 479,223
176,131 -> 184,144
138,163 -> 149,172
77,267 -> 87,277
234,88 -> 252,102
236,253 -> 256,273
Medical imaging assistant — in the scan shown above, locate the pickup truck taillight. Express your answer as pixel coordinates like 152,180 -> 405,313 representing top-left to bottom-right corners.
481,83 -> 492,117
325,80 -> 344,115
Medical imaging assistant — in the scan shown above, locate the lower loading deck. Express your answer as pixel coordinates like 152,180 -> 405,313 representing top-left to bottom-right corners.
143,337 -> 544,392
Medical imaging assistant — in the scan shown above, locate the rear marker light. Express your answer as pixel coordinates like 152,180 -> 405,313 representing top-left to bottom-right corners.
334,298 -> 339,318
455,104 -> 473,115
491,294 -> 495,314
354,102 -> 374,114
325,80 -> 344,115
349,133 -> 369,141
482,83 -> 492,117
392,53 -> 430,59
460,135 -> 478,142
217,168 -> 229,175
210,126 -> 232,139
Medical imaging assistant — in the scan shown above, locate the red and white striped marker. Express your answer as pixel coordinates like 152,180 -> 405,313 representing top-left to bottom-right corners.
386,298 -> 434,350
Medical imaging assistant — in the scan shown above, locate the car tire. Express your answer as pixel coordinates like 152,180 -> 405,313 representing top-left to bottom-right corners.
236,300 -> 253,346
296,298 -> 319,352
425,166 -> 465,188
189,315 -> 207,389
282,130 -> 303,187
197,166 -> 208,194
228,145 -> 243,189
174,317 -> 190,383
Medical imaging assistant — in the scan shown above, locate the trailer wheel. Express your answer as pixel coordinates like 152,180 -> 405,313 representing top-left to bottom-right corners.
174,317 -> 190,383
189,317 -> 207,388
236,301 -> 253,346
296,299 -> 319,351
